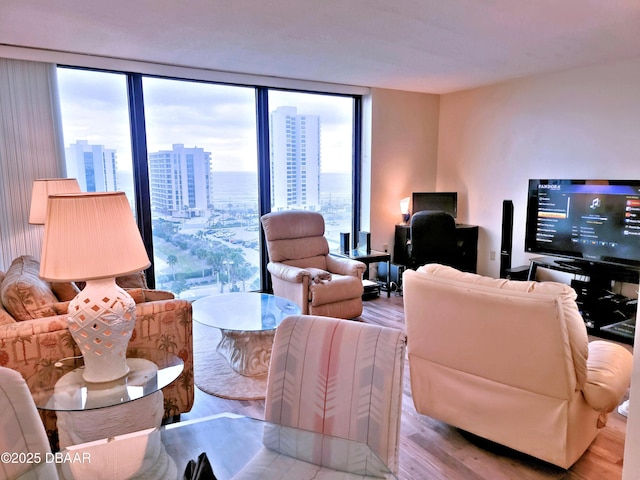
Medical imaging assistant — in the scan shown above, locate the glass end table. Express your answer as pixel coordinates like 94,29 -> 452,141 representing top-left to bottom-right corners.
27,347 -> 184,411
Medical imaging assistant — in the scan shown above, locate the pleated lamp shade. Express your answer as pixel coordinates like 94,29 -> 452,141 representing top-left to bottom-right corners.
28,178 -> 81,224
39,192 -> 151,282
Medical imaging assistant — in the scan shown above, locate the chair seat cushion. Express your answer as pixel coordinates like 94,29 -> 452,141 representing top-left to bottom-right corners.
309,275 -> 363,306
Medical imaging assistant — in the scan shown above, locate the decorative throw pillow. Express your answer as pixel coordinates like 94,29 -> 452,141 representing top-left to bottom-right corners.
75,271 -> 147,292
125,288 -> 146,304
0,255 -> 58,321
49,301 -> 70,315
0,271 -> 14,324
115,271 -> 148,289
51,281 -> 80,301
0,304 -> 15,325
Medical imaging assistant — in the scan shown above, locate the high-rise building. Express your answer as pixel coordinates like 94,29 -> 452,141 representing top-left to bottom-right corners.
65,140 -> 118,192
148,143 -> 211,217
270,106 -> 320,211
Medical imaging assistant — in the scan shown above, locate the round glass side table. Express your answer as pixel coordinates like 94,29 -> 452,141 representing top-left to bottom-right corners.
27,347 -> 183,411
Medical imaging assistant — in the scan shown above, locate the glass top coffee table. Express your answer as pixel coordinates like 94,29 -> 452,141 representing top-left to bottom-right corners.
193,292 -> 300,377
26,347 -> 184,411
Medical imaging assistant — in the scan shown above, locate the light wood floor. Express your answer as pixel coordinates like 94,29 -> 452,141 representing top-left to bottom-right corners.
183,294 -> 629,480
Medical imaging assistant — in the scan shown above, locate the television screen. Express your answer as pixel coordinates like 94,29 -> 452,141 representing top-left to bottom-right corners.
412,192 -> 457,218
525,179 -> 640,269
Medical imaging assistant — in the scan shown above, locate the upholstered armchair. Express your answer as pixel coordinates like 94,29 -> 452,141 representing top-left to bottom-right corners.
403,264 -> 633,469
260,211 -> 366,319
0,255 -> 194,450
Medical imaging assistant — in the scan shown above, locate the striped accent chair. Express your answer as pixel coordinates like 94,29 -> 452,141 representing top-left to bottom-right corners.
234,315 -> 406,478
0,367 -> 56,480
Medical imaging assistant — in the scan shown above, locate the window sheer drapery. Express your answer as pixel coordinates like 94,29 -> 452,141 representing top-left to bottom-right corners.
0,58 -> 65,270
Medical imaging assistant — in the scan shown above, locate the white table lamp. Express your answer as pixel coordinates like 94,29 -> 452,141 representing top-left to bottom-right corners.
28,178 -> 81,224
39,192 -> 151,383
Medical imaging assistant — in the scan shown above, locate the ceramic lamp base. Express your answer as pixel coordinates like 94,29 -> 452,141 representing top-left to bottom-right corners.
67,277 -> 136,383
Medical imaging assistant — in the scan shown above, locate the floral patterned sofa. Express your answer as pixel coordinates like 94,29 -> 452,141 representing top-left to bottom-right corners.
0,255 -> 194,449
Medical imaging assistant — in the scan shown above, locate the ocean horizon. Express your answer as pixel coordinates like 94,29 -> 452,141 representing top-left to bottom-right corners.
210,171 -> 351,204
116,170 -> 351,208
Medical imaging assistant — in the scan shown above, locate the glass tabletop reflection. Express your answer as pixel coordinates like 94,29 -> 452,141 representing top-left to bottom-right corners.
27,347 -> 184,412
47,414 -> 397,479
192,292 -> 301,332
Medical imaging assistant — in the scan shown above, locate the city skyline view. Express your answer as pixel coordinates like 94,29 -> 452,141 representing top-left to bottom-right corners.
57,67 -> 356,297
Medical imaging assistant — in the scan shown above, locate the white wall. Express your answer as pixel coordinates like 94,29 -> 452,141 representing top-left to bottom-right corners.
437,57 -> 640,278
435,57 -> 640,479
366,88 -> 440,254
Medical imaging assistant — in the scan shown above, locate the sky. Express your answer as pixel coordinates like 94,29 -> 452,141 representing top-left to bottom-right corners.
57,67 -> 354,174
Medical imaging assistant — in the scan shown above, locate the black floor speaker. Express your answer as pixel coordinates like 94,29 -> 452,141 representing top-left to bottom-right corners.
499,200 -> 514,279
340,232 -> 350,253
378,263 -> 405,292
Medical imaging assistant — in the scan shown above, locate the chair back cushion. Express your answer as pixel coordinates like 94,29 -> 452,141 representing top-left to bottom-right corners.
265,315 -> 406,473
405,264 -> 588,399
410,210 -> 458,266
261,211 -> 329,263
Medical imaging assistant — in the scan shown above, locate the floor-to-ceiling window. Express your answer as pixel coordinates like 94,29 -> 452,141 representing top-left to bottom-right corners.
56,66 -> 360,297
142,77 -> 260,296
57,68 -> 135,210
268,91 -> 355,251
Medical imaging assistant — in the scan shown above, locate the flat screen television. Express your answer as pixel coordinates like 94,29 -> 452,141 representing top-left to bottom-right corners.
412,192 -> 457,219
525,179 -> 640,269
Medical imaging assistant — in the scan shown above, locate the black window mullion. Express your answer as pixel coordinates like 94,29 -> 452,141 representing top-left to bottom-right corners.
127,74 -> 155,288
352,95 -> 363,247
256,87 -> 272,293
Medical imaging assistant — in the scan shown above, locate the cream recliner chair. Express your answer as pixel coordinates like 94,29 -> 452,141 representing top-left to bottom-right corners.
403,264 -> 633,469
261,211 -> 366,319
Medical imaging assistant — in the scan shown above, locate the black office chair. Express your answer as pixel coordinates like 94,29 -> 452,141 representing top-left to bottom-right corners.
408,210 -> 461,269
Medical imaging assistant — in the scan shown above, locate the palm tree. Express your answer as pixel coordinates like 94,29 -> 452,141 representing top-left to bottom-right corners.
235,262 -> 255,292
177,309 -> 190,343
167,254 -> 178,280
13,336 -> 31,366
156,334 -> 178,353
139,313 -> 156,339
179,370 -> 193,405
164,397 -> 180,419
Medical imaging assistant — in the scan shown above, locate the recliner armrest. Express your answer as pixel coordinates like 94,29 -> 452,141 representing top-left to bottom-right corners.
267,262 -> 311,283
326,255 -> 366,278
582,340 -> 633,412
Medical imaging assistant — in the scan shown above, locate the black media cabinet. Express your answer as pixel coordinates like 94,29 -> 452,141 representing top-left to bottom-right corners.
528,257 -> 638,345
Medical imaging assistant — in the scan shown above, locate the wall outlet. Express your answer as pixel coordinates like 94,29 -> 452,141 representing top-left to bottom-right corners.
382,243 -> 389,253
490,251 -> 496,261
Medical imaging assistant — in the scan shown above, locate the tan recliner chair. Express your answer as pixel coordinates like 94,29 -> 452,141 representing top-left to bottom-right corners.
261,211 -> 366,319
403,264 -> 633,469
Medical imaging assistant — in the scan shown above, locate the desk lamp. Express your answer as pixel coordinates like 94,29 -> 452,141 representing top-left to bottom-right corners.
39,192 -> 151,383
28,178 -> 81,224
400,197 -> 411,224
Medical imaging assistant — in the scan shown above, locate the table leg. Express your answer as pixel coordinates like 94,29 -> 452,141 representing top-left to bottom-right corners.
385,259 -> 391,297
216,329 -> 275,377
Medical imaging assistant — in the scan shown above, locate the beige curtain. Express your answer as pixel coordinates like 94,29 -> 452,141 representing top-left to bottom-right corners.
0,58 -> 65,271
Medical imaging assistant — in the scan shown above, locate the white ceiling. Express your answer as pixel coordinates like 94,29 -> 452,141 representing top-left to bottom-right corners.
2,0 -> 640,94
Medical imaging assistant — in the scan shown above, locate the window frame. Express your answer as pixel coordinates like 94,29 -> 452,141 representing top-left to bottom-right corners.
57,67 -> 362,292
